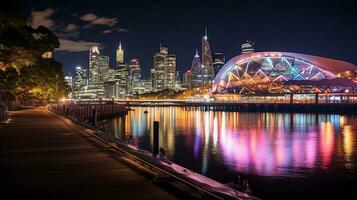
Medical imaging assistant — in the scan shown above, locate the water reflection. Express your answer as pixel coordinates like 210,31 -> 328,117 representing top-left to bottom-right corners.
103,107 -> 357,177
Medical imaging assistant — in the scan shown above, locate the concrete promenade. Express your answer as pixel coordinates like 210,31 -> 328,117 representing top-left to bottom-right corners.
0,107 -> 181,200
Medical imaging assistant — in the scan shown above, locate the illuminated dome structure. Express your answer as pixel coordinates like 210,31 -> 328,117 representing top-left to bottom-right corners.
212,52 -> 357,94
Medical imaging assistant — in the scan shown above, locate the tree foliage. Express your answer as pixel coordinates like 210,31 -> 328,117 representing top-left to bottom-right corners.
0,1 -> 68,103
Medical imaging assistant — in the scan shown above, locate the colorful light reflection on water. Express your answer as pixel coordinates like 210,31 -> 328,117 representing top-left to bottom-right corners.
102,107 -> 357,198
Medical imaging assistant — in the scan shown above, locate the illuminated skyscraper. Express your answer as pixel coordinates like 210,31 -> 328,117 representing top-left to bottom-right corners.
141,79 -> 152,93
190,49 -> 202,88
74,66 -> 87,90
151,45 -> 176,91
114,64 -> 127,97
183,70 -> 192,89
98,55 -> 109,83
89,46 -> 100,84
73,66 -> 87,98
114,42 -> 128,97
85,46 -> 107,99
152,46 -> 166,91
165,54 -> 176,89
107,68 -> 115,81
64,76 -> 73,90
201,28 -> 214,89
129,58 -> 141,94
213,52 -> 225,76
64,75 -> 73,98
116,42 -> 124,64
241,40 -> 255,54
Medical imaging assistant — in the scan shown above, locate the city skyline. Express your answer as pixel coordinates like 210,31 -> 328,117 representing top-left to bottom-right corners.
17,0 -> 357,79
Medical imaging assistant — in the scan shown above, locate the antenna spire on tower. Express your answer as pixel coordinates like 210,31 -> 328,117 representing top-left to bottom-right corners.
204,27 -> 208,40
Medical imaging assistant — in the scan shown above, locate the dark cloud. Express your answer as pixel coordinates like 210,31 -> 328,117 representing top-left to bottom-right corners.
79,12 -> 127,33
65,24 -> 80,32
30,8 -> 55,28
29,8 -> 101,52
56,39 -> 100,52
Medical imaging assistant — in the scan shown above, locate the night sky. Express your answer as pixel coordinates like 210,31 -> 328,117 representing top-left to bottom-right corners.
18,0 -> 357,78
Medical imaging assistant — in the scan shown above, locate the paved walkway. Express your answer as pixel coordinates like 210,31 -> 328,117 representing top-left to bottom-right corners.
0,107 -> 179,200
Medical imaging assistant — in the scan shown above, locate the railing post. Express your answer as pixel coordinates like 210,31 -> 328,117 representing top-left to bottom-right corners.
315,93 -> 319,104
92,106 -> 97,126
153,121 -> 159,157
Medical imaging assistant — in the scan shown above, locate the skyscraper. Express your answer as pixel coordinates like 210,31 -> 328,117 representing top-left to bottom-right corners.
190,49 -> 202,88
64,76 -> 73,90
73,66 -> 87,99
115,42 -> 128,96
107,68 -> 115,81
201,28 -> 215,89
164,54 -> 176,89
183,70 -> 192,89
98,55 -> 109,83
74,66 -> 87,90
241,40 -> 255,54
152,45 -> 176,91
114,64 -> 128,97
213,52 -> 225,75
141,79 -> 152,93
152,47 -> 165,91
64,75 -> 73,99
89,46 -> 100,85
85,46 -> 108,99
129,58 -> 141,94
116,42 -> 124,64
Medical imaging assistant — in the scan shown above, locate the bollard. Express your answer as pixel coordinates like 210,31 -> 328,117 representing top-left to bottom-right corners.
315,93 -> 319,104
153,121 -> 159,157
62,104 -> 65,114
92,106 -> 97,126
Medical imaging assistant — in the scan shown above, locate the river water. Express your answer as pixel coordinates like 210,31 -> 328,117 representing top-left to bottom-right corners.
102,106 -> 357,199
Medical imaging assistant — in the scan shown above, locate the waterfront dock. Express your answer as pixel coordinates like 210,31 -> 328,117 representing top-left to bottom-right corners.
0,107 -> 258,200
49,104 -> 258,200
0,107 -> 181,199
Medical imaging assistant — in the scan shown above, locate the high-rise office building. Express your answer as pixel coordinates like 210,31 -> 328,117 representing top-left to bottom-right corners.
85,46 -> 107,99
241,40 -> 255,54
129,58 -> 141,94
64,76 -> 73,89
152,45 -> 176,91
201,28 -> 215,89
115,63 -> 128,96
115,42 -> 128,97
190,49 -> 202,88
98,55 -> 109,83
74,66 -> 87,90
64,75 -> 73,99
116,42 -> 124,64
73,66 -> 87,99
164,54 -> 176,89
183,70 -> 192,89
107,68 -> 115,81
89,46 -> 100,85
175,71 -> 181,85
141,79 -> 152,93
213,52 -> 225,76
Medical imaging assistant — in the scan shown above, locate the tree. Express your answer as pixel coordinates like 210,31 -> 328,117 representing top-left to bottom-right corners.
0,1 -> 68,104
